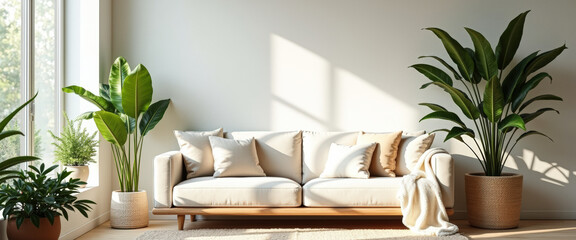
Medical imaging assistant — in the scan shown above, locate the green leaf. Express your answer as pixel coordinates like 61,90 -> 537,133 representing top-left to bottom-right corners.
0,156 -> 40,172
75,111 -> 95,120
93,111 -> 127,146
495,10 -> 530,70
139,99 -> 171,136
420,82 -> 434,89
464,48 -> 483,84
418,55 -> 462,80
420,111 -> 466,128
517,130 -> 553,143
520,108 -> 559,124
410,64 -> 453,86
122,64 -> 153,118
100,84 -> 111,102
0,130 -> 23,142
120,114 -> 136,134
498,114 -> 526,131
518,94 -> 563,113
426,27 -> 475,81
0,93 -> 37,132
511,72 -> 553,112
62,86 -> 115,112
430,82 -> 480,119
483,76 -> 504,122
419,103 -> 447,112
109,57 -> 131,113
465,27 -> 498,80
445,127 -> 475,142
31,215 -> 40,228
501,51 -> 539,101
525,44 -> 568,75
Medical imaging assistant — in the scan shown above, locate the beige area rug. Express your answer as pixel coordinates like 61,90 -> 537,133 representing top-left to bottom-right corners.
137,228 -> 469,240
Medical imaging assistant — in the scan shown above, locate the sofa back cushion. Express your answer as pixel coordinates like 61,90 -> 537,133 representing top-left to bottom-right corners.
225,131 -> 302,183
302,131 -> 358,183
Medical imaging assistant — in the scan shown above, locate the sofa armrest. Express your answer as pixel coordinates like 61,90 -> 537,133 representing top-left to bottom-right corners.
430,152 -> 454,208
154,151 -> 184,208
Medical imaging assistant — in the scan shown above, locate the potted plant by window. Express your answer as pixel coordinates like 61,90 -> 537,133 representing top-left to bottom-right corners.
49,114 -> 98,187
411,10 -> 566,229
62,56 -> 170,228
0,163 -> 96,240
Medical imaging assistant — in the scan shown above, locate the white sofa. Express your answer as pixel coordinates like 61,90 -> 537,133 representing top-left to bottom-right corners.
153,130 -> 454,230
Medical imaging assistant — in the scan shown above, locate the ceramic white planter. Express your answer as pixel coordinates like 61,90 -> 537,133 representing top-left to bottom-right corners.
110,190 -> 149,229
64,165 -> 89,188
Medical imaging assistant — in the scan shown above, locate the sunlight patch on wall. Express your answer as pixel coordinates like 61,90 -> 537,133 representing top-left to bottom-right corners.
333,68 -> 417,131
522,149 -> 570,187
270,34 -> 331,130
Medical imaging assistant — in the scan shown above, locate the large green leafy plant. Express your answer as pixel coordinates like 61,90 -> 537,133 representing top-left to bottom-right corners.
63,57 -> 170,191
49,114 -> 98,166
0,163 -> 95,229
412,11 -> 566,176
0,94 -> 40,181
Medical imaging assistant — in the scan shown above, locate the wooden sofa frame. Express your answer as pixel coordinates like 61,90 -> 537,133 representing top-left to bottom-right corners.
152,207 -> 455,230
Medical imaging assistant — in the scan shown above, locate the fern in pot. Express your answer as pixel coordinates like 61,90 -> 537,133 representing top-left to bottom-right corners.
49,114 -> 98,188
0,164 -> 96,240
411,11 -> 566,229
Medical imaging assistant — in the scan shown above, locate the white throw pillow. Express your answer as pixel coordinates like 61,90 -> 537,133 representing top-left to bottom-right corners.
319,142 -> 377,179
209,136 -> 266,177
174,128 -> 223,179
395,133 -> 435,175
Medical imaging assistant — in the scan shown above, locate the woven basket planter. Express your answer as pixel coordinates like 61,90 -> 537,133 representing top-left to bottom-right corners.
110,190 -> 149,229
465,173 -> 523,229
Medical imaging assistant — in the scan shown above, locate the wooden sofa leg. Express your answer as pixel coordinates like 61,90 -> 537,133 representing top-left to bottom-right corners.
177,215 -> 185,230
190,215 -> 196,222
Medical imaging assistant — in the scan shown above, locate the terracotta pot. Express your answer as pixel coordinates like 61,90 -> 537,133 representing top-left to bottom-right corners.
65,165 -> 89,188
110,190 -> 149,229
7,216 -> 61,240
465,173 -> 523,229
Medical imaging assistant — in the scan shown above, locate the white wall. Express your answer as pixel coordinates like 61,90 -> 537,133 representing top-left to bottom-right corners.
112,0 -> 576,219
60,0 -> 113,239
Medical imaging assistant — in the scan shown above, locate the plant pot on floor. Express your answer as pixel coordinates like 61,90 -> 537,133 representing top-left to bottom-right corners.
7,216 -> 61,240
465,173 -> 523,229
110,190 -> 149,229
65,165 -> 89,188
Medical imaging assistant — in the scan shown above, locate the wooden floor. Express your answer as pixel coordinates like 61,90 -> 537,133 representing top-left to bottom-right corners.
77,219 -> 576,239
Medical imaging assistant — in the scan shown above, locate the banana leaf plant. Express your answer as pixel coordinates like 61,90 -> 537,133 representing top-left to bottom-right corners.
411,10 -> 566,176
0,93 -> 40,182
63,57 -> 170,191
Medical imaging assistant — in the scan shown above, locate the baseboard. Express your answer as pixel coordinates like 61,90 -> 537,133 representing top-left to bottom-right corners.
59,211 -> 110,240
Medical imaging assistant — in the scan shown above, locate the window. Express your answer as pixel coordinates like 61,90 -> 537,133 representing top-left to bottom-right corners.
0,0 -> 61,168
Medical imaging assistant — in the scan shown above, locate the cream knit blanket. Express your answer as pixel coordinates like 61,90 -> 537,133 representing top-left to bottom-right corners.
397,148 -> 459,236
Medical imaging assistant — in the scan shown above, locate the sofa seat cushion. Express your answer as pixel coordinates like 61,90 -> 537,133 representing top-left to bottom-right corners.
303,177 -> 403,207
173,176 -> 302,207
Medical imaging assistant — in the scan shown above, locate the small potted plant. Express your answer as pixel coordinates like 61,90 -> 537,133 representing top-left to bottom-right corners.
0,163 -> 96,240
49,114 -> 98,187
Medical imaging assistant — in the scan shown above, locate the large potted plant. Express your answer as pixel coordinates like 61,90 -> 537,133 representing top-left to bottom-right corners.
0,163 -> 95,240
49,114 -> 98,187
411,10 -> 566,229
63,56 -> 170,228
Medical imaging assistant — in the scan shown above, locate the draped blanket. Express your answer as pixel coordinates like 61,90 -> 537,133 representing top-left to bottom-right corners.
397,148 -> 459,236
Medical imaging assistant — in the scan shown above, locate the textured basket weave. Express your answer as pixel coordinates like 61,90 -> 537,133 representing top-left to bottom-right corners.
465,173 -> 523,229
110,190 -> 149,229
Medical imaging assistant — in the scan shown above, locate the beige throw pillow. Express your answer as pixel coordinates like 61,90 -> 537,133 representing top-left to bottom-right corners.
319,142 -> 377,179
357,131 -> 403,177
395,133 -> 435,175
209,136 -> 266,177
174,128 -> 223,179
